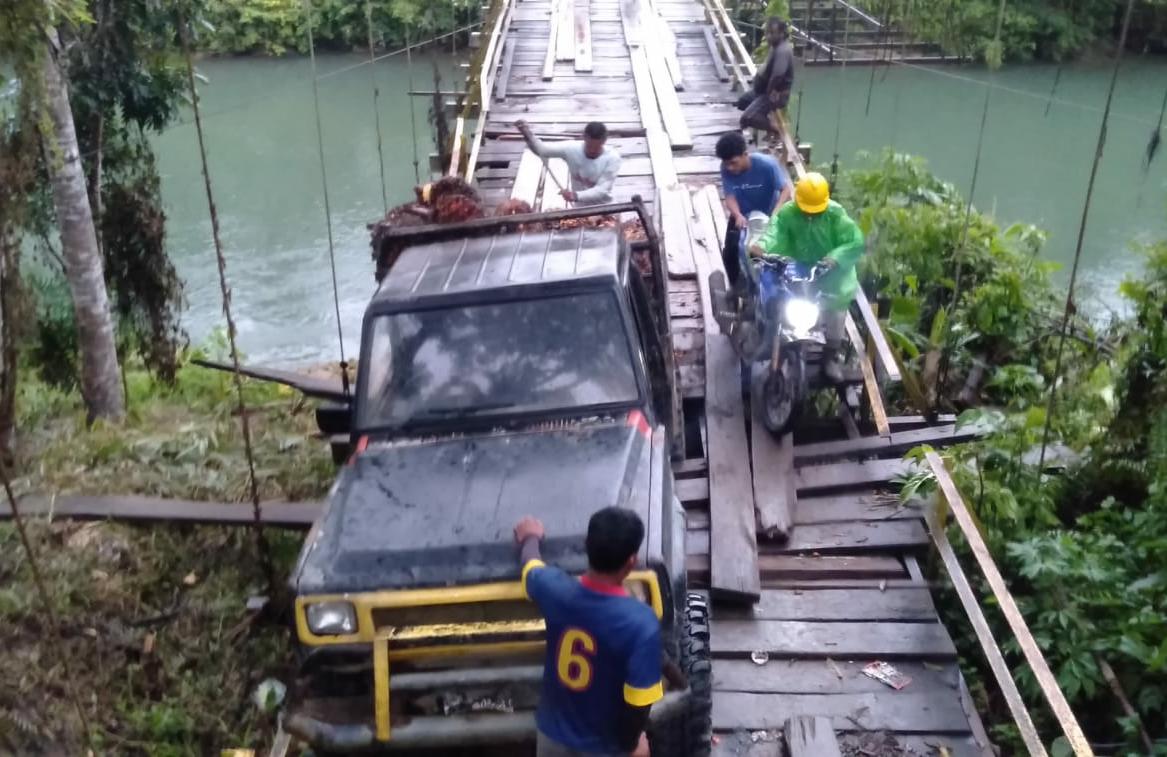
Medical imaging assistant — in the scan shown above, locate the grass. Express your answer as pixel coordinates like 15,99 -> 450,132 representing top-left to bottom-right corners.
1,356 -> 335,754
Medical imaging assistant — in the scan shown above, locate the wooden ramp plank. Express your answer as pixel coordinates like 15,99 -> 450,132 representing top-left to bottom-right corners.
714,691 -> 970,734
786,716 -> 842,757
644,33 -> 693,148
856,294 -> 901,382
496,40 -> 516,100
794,493 -> 923,524
845,312 -> 891,437
539,158 -> 571,211
751,424 -> 795,541
7,495 -> 319,526
659,188 -> 696,276
543,0 -> 560,80
713,587 -> 938,622
702,28 -> 730,81
714,659 -> 962,697
573,0 -> 593,72
795,458 -> 914,493
510,149 -> 544,205
710,620 -> 958,658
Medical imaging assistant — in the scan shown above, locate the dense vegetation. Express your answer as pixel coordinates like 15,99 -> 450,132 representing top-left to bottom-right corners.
839,150 -> 1167,754
198,0 -> 477,55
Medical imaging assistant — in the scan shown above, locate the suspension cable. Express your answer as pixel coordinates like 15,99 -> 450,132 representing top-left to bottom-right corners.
830,4 -> 852,186
177,12 -> 276,594
0,466 -> 94,747
1147,85 -> 1167,167
863,0 -> 893,116
300,0 -> 350,395
1043,65 -> 1063,118
1038,0 -> 1137,471
366,0 -> 388,213
406,27 -> 422,185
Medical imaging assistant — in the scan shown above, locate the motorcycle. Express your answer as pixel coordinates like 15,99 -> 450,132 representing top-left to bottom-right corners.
710,213 -> 831,435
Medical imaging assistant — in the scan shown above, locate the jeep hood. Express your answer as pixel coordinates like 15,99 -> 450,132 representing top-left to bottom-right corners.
293,419 -> 652,594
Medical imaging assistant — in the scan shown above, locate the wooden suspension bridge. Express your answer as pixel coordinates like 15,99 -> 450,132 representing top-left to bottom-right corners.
3,0 -> 1102,754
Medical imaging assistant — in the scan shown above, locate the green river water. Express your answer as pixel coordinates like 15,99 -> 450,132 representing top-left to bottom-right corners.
154,54 -> 1167,364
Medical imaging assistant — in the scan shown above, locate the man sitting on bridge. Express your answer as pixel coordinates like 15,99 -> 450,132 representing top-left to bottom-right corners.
516,120 -> 623,206
749,172 -> 865,384
735,17 -> 795,133
716,131 -> 793,285
515,508 -> 658,757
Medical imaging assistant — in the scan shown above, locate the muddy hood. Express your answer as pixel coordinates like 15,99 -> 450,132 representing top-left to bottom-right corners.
293,420 -> 652,594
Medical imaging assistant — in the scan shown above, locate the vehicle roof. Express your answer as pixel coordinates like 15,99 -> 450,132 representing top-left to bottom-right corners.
373,226 -> 624,304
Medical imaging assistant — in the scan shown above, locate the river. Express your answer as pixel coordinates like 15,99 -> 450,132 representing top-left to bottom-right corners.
154,54 -> 1167,364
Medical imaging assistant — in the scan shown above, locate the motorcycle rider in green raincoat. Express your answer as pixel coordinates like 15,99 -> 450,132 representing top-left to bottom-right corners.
748,172 -> 865,383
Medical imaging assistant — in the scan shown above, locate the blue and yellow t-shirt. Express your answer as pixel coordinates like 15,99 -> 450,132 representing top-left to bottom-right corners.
522,560 -> 663,753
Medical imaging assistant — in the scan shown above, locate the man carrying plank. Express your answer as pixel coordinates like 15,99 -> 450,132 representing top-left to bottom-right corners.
735,18 -> 794,133
516,120 -> 622,206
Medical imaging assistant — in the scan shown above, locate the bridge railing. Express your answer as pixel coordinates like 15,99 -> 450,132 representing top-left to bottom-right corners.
923,451 -> 1094,757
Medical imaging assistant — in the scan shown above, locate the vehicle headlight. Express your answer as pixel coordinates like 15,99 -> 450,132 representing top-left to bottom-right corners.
306,601 -> 357,635
783,299 -> 820,333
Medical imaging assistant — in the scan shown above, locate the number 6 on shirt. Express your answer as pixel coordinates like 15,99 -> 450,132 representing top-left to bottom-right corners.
555,628 -> 597,691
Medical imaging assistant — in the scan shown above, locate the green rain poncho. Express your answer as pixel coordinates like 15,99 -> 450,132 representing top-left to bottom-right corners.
753,199 -> 865,312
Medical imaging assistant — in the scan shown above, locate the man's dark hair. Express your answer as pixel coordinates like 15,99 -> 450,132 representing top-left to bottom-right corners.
586,507 -> 644,573
715,131 -> 748,161
584,121 -> 608,140
766,16 -> 788,35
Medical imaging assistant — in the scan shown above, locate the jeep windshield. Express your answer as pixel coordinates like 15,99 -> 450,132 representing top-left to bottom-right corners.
358,291 -> 641,431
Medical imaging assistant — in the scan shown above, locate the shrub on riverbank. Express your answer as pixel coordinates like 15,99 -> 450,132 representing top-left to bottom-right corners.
840,150 -> 1166,752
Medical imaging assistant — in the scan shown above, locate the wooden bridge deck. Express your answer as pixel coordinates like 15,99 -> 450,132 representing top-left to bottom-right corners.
463,0 -> 993,753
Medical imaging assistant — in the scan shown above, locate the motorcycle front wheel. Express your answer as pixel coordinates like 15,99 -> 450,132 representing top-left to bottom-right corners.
758,348 -> 806,435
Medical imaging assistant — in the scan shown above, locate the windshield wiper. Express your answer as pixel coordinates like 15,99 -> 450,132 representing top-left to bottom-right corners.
415,402 -> 518,419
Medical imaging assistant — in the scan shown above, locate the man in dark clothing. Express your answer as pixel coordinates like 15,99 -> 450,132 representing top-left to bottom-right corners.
735,17 -> 794,132
515,508 -> 659,757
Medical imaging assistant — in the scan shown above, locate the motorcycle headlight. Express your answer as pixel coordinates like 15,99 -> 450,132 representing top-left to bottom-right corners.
783,299 -> 820,333
306,601 -> 357,635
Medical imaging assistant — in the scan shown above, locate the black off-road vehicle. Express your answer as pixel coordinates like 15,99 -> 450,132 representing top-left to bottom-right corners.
283,201 -> 711,754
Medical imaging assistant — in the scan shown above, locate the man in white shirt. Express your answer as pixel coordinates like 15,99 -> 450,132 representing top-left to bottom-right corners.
515,120 -> 622,206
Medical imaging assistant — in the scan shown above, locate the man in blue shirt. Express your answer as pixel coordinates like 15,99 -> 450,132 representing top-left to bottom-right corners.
716,131 -> 792,284
515,508 -> 661,757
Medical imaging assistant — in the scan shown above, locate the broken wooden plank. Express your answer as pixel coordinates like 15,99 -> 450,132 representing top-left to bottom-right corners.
510,149 -> 544,205
713,691 -> 970,734
687,519 -> 929,557
539,158 -> 571,211
687,554 -> 904,583
750,423 -> 795,541
702,27 -> 730,81
713,587 -> 937,623
573,0 -> 593,72
711,619 -> 958,659
7,495 -> 320,527
795,458 -> 914,493
845,311 -> 890,437
556,0 -> 575,61
786,716 -> 842,757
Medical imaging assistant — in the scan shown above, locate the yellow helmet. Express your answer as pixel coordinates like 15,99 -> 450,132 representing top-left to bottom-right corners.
795,172 -> 830,214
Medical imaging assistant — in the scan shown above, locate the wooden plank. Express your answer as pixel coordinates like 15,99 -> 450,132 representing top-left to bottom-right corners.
190,358 -> 345,401
711,619 -> 956,658
857,294 -> 902,382
786,716 -> 842,757
556,0 -> 575,61
659,188 -> 695,276
448,115 -> 465,176
714,691 -> 969,733
543,0 -> 560,80
793,424 -> 978,463
750,423 -> 794,541
927,453 -> 1076,755
715,659 -> 962,696
539,158 -> 570,211
496,40 -> 516,101
510,149 -> 544,205
702,26 -> 730,81
644,35 -> 693,149
687,554 -> 904,582
794,492 -> 915,524
713,587 -> 937,622
688,519 -> 929,557
644,0 -> 684,89
573,0 -> 593,72
7,495 -> 319,527
845,312 -> 890,437
795,458 -> 913,493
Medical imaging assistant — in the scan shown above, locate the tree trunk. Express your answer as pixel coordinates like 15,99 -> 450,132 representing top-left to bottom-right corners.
0,232 -> 17,464
41,30 -> 125,422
